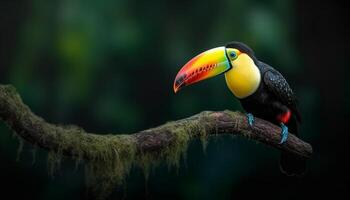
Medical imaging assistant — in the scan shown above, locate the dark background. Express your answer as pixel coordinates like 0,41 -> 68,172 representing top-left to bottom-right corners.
0,0 -> 348,199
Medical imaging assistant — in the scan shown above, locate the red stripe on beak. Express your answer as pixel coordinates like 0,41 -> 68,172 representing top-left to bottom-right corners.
173,47 -> 231,93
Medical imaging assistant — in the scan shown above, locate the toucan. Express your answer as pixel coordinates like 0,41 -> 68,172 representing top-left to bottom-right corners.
173,42 -> 305,176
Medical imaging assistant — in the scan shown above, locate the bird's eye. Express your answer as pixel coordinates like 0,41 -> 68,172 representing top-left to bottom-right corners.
230,52 -> 236,58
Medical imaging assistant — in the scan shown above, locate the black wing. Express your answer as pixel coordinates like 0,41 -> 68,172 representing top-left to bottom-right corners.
263,68 -> 301,122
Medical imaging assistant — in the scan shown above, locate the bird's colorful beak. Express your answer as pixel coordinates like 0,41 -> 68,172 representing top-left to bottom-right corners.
173,47 -> 231,93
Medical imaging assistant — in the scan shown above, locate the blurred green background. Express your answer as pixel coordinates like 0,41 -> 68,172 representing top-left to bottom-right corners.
0,0 -> 348,199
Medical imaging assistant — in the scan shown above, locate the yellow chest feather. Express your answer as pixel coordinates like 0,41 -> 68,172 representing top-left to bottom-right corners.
224,54 -> 261,99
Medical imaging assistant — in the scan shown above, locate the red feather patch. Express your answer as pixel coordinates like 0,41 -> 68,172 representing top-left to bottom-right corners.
277,110 -> 291,124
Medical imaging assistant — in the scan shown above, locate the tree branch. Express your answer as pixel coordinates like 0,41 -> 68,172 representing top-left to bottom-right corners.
0,84 -> 312,160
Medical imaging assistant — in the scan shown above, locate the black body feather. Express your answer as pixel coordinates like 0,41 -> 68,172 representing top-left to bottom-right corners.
226,42 -> 305,176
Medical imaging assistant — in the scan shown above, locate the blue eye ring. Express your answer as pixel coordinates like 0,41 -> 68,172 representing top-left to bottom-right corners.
230,52 -> 236,58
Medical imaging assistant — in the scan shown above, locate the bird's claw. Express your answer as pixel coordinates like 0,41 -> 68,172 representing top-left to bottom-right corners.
246,113 -> 255,126
279,123 -> 288,144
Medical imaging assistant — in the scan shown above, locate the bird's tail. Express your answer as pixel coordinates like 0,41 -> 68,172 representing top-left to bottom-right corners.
279,116 -> 306,176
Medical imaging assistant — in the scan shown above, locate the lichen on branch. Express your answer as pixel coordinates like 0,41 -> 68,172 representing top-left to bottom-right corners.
0,84 -> 313,198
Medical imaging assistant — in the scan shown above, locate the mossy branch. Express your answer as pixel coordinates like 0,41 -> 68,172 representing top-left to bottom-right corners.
0,84 -> 312,198
0,84 -> 312,160
0,84 -> 314,197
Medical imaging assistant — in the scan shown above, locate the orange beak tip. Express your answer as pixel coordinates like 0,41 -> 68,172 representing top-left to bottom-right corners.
173,85 -> 180,94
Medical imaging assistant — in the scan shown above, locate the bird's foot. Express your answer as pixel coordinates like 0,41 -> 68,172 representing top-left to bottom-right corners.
246,113 -> 255,126
279,123 -> 289,144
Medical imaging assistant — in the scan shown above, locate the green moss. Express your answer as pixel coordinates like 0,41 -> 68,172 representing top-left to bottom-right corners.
11,114 -> 207,199
193,111 -> 222,153
134,112 -> 215,174
137,152 -> 154,182
2,84 -> 216,198
1,85 -> 225,199
135,121 -> 193,176
224,110 -> 241,119
47,126 -> 138,197
13,118 -> 205,199
47,151 -> 63,176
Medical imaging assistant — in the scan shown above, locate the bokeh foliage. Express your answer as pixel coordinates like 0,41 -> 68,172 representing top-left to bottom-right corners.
1,0 -> 347,199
